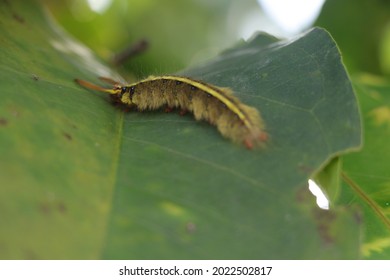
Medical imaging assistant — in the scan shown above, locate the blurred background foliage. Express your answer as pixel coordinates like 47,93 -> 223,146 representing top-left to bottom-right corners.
44,0 -> 242,77
315,0 -> 390,76
43,0 -> 390,79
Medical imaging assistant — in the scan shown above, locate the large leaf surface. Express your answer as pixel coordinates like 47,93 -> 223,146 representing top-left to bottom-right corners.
0,1 -> 121,259
0,1 -> 362,259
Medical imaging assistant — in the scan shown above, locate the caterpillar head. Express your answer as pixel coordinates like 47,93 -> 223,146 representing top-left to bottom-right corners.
115,86 -> 133,106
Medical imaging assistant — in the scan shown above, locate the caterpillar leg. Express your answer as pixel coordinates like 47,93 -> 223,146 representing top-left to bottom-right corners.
243,138 -> 254,150
243,131 -> 268,149
179,109 -> 188,116
259,132 -> 268,142
165,107 -> 174,113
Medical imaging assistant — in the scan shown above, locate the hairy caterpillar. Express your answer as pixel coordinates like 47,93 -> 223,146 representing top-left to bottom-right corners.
75,76 -> 267,149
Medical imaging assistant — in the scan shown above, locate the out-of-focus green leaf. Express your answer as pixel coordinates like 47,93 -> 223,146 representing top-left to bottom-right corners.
314,157 -> 342,204
0,1 -> 362,259
315,0 -> 390,75
340,75 -> 390,259
44,0 -> 237,76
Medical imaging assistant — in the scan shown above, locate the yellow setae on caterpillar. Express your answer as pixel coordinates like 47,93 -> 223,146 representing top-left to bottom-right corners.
75,76 -> 267,149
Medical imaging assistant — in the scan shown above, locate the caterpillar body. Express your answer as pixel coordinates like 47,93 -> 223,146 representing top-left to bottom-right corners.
75,76 -> 267,149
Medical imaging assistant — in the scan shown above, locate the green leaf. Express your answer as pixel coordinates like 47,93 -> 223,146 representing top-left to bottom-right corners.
0,1 -> 121,259
314,156 -> 342,205
0,1 -> 362,259
341,75 -> 390,259
315,0 -> 390,75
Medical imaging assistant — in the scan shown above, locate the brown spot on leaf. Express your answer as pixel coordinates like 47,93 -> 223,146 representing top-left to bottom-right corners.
353,207 -> 363,225
185,222 -> 196,234
295,186 -> 338,245
295,184 -> 312,203
0,118 -> 8,126
63,132 -> 72,141
39,201 -> 67,215
57,201 -> 67,213
313,209 -> 336,245
12,13 -> 25,24
298,164 -> 314,175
